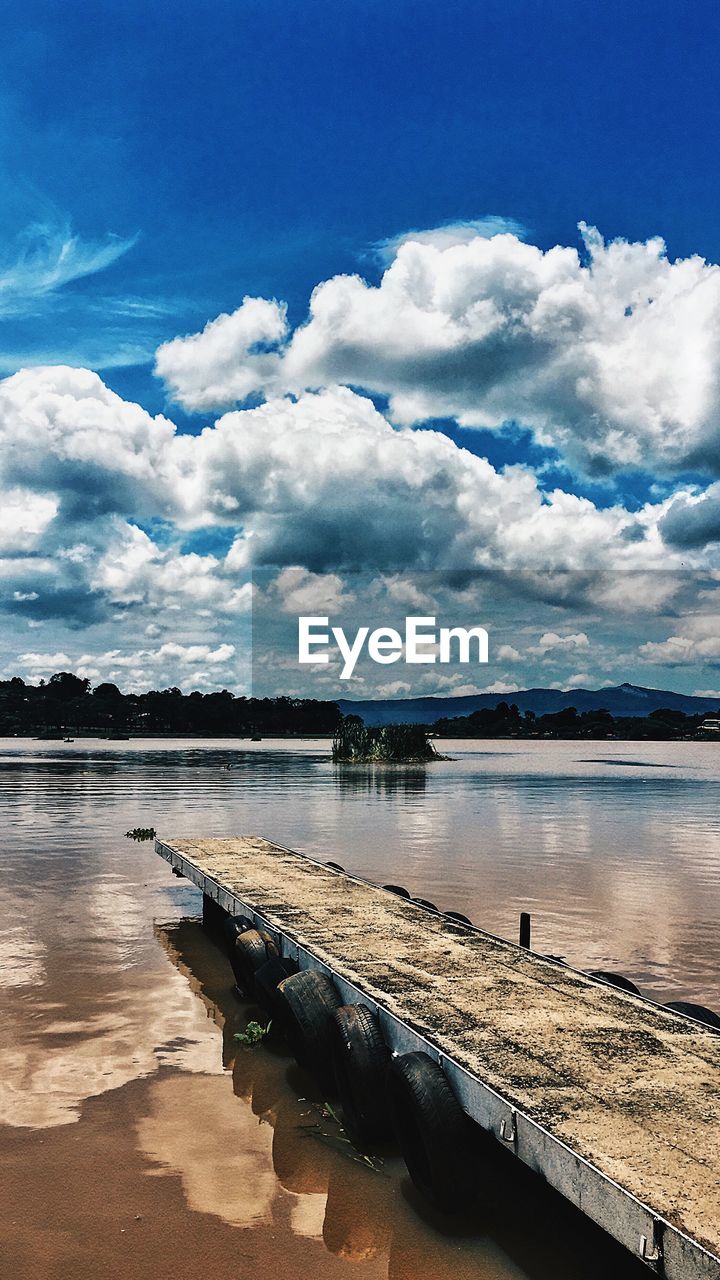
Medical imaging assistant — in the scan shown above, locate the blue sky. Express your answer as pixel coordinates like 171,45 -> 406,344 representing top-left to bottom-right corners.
3,1 -> 720,697
5,0 -> 720,405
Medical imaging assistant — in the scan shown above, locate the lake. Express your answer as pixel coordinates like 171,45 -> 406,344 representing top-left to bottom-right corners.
1,737 -> 718,1280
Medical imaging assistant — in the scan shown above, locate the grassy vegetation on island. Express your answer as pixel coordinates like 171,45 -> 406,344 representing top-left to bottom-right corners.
332,716 -> 441,762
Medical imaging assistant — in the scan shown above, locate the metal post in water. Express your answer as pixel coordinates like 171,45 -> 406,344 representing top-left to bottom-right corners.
519,911 -> 531,949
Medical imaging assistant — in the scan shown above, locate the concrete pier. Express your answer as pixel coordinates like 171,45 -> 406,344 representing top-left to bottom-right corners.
156,835 -> 720,1279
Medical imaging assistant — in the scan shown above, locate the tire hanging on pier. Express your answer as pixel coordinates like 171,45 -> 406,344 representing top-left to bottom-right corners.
588,970 -> 641,996
231,928 -> 273,996
443,911 -> 473,927
412,898 -> 440,914
383,884 -> 411,898
330,1004 -> 392,1145
223,913 -> 253,948
665,1000 -> 720,1030
275,969 -> 342,1090
388,1051 -> 483,1214
254,954 -> 299,1016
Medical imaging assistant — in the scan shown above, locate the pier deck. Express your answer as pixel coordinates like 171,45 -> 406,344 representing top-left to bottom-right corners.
156,835 -> 720,1279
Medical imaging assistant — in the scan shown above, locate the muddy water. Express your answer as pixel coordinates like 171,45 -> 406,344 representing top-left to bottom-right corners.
1,738 -> 718,1279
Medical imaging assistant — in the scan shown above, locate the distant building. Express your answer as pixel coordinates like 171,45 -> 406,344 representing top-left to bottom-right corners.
700,718 -> 720,732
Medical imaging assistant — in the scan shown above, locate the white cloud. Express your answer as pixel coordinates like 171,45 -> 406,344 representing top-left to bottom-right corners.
0,488 -> 57,551
374,216 -> 527,262
528,631 -> 590,656
0,347 -> 717,692
496,643 -> 522,662
0,365 -> 177,517
18,651 -> 71,669
272,568 -> 355,616
638,611 -> 720,666
375,680 -> 412,697
155,296 -> 288,412
92,522 -> 250,616
639,635 -> 720,666
72,642 -> 236,692
0,216 -> 138,316
158,224 -> 720,479
659,484 -> 720,549
553,673 -> 595,689
188,388 -> 673,573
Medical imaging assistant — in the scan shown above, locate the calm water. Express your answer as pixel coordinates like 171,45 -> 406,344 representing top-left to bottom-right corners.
1,737 -> 718,1280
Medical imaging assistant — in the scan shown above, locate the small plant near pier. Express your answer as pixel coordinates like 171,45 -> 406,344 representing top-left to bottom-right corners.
332,715 -> 442,763
233,1019 -> 270,1047
125,826 -> 157,841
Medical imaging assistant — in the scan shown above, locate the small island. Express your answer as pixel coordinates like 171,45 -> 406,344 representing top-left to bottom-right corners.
332,715 -> 442,762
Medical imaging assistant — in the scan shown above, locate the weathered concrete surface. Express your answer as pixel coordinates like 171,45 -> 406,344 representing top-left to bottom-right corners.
159,835 -> 720,1262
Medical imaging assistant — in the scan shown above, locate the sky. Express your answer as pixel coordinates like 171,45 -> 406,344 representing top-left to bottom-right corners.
2,0 -> 720,699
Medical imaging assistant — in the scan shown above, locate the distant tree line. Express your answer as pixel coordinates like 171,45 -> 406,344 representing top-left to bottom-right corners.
0,672 -> 342,737
0,675 -> 717,741
425,701 -> 720,740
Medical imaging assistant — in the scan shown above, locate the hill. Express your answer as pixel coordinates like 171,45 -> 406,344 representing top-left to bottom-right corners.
338,683 -> 720,727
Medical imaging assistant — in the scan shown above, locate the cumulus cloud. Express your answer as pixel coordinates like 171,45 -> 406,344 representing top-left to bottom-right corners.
270,568 -> 355,615
156,224 -> 720,480
0,350 -> 715,691
659,485 -> 720,549
528,630 -> 590,656
18,642 -> 237,691
193,387 -> 672,572
0,365 -> 177,520
18,651 -> 71,669
554,673 -> 595,689
639,635 -> 720,666
0,367 -> 694,652
496,643 -> 522,662
0,488 -> 57,551
638,608 -> 720,667
92,522 -> 251,615
155,296 -> 288,412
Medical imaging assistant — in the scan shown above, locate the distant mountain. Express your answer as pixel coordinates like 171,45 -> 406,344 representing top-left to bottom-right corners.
338,683 -> 720,727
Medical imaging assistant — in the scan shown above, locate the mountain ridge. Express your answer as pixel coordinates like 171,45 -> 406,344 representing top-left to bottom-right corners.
337,682 -> 720,726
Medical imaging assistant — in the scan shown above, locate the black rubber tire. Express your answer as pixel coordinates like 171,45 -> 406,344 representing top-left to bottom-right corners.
254,955 -> 299,1015
443,911 -> 473,927
257,928 -> 280,959
412,897 -> 439,913
326,861 -> 345,872
383,884 -> 411,898
665,1000 -> 720,1030
388,1051 -> 483,1213
223,913 -> 253,948
331,1004 -> 392,1144
589,970 -> 641,996
231,928 -> 271,995
276,969 -> 342,1089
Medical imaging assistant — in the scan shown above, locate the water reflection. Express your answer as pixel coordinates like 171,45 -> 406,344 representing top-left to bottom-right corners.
0,738 -> 717,1275
333,764 -> 428,798
149,917 -> 648,1280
